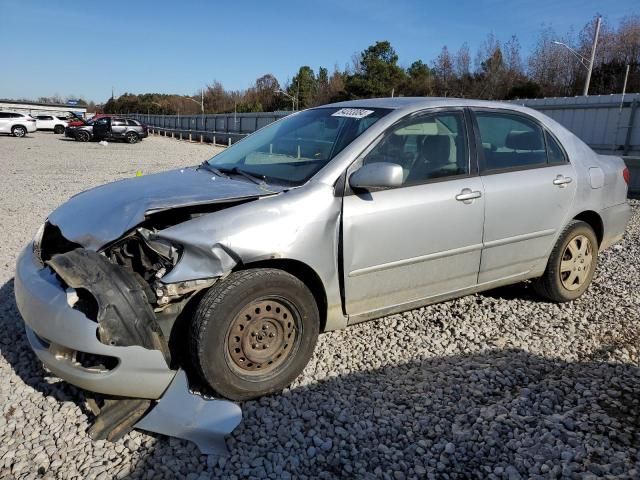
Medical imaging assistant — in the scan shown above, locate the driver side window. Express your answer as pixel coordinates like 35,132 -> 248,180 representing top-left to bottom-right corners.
363,112 -> 469,185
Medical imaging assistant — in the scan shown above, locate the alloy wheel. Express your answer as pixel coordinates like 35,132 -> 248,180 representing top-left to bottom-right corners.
559,234 -> 593,291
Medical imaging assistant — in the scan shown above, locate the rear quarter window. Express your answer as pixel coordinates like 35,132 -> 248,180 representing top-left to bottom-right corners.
545,131 -> 568,164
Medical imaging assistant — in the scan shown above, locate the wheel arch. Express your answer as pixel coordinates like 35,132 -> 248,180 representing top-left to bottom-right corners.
11,124 -> 27,133
237,259 -> 328,332
573,210 -> 604,246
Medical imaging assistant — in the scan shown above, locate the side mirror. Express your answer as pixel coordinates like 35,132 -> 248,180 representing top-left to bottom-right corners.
349,162 -> 404,190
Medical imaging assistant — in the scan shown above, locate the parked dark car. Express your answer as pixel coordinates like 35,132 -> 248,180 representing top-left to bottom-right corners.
66,113 -> 110,128
66,117 -> 148,143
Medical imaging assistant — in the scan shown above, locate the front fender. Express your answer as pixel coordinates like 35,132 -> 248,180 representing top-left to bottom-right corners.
154,183 -> 348,331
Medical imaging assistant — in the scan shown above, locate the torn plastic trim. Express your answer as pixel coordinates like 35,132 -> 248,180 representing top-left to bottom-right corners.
46,248 -> 171,365
135,370 -> 242,455
86,370 -> 242,454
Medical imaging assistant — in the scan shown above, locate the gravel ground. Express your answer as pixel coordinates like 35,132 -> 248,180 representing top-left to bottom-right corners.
0,131 -> 639,479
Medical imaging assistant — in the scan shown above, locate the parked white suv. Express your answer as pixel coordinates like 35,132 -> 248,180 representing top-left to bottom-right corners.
34,115 -> 68,134
0,111 -> 37,137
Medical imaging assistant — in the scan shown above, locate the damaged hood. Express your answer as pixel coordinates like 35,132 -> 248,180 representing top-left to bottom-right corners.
48,167 -> 283,250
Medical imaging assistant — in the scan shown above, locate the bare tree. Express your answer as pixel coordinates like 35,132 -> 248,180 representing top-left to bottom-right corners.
433,46 -> 455,96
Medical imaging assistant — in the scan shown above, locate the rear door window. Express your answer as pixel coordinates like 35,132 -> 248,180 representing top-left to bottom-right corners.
475,112 -> 547,172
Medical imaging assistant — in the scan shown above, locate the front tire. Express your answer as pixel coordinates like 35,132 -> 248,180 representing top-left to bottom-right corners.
54,125 -> 65,134
190,269 -> 319,401
534,220 -> 598,302
75,130 -> 91,142
11,125 -> 26,138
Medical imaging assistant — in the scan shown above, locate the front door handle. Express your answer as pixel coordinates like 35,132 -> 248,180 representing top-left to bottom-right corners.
456,188 -> 482,203
553,175 -> 573,187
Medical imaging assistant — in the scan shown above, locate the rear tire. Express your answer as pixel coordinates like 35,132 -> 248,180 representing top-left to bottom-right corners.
76,130 -> 91,142
54,125 -> 65,134
534,220 -> 598,302
11,125 -> 26,138
125,132 -> 139,144
190,269 -> 319,401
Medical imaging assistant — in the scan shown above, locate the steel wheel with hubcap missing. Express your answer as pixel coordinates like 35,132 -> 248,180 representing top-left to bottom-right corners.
535,220 -> 598,302
190,268 -> 319,401
226,298 -> 300,378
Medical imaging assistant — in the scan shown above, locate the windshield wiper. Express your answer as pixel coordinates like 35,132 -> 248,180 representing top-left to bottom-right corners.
218,166 -> 266,186
199,161 -> 228,178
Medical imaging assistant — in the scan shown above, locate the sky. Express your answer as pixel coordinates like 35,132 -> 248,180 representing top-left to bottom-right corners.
1,0 -> 637,103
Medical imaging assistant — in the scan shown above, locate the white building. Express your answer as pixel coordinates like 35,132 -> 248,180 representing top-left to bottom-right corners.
0,100 -> 88,118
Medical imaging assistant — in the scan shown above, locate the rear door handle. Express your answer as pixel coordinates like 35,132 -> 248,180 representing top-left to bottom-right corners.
456,188 -> 482,202
553,175 -> 573,187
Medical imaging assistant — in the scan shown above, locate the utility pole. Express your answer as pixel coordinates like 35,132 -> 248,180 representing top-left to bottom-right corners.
620,64 -> 630,112
201,88 -> 205,129
584,16 -> 601,96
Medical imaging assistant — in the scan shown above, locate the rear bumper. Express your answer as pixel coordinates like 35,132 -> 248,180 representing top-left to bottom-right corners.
27,123 -> 37,133
14,244 -> 176,399
600,202 -> 632,250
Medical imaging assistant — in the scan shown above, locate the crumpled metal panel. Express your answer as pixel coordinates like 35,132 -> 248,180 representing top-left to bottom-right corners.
47,167 -> 284,250
135,370 -> 242,455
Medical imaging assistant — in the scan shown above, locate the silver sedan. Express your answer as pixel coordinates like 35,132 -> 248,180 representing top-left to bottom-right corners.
15,98 -> 632,412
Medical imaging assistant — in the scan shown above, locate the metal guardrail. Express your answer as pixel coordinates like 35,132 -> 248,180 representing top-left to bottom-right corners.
127,111 -> 291,145
131,97 -> 640,195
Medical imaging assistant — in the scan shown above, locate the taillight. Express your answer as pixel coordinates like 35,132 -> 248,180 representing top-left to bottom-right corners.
623,167 -> 630,185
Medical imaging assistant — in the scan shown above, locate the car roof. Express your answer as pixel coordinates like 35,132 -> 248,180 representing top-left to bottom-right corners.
323,96 -> 536,115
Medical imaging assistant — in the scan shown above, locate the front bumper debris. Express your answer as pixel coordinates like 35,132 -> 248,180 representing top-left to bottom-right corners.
136,370 -> 242,454
87,369 -> 242,454
46,248 -> 170,363
15,244 -> 243,452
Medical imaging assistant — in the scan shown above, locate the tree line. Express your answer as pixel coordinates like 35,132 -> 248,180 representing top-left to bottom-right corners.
100,14 -> 639,115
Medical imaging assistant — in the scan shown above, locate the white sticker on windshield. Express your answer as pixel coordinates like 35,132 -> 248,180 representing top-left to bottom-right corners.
331,108 -> 374,119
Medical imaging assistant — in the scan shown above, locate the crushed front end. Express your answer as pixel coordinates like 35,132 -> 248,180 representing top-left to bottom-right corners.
15,221 -> 241,452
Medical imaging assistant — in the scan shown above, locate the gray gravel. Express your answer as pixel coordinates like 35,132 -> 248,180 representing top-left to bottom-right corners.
1,132 -> 639,479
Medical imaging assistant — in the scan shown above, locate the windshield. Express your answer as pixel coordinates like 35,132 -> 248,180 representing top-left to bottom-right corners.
207,107 -> 389,185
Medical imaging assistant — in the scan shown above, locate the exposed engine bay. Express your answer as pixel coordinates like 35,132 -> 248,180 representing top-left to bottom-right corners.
104,226 -> 215,334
